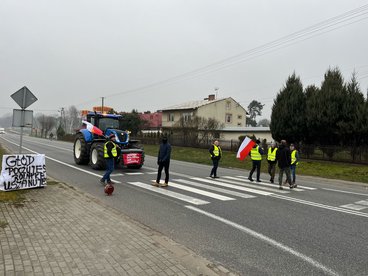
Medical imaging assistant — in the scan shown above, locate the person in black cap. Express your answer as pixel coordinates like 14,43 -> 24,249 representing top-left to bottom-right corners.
100,133 -> 119,185
153,136 -> 171,187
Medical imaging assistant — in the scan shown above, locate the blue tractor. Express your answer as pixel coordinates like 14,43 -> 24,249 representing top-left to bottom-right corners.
73,112 -> 144,170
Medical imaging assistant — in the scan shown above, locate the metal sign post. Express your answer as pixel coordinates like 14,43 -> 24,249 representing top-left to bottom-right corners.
10,86 -> 38,153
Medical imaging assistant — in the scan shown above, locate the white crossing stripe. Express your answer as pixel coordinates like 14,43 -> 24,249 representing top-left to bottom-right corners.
355,200 -> 368,206
191,178 -> 273,196
236,175 -> 317,190
233,176 -> 305,191
220,177 -> 290,194
340,204 -> 368,211
127,182 -> 210,205
161,181 -> 235,201
174,179 -> 256,199
146,171 -> 157,174
110,173 -> 124,177
125,172 -> 143,175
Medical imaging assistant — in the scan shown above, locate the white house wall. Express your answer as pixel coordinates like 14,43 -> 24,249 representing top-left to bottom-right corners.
196,98 -> 247,127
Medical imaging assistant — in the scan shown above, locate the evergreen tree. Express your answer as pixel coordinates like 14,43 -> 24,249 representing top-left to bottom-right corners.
304,84 -> 320,144
270,73 -> 306,143
307,67 -> 345,148
118,109 -> 145,136
341,73 -> 365,146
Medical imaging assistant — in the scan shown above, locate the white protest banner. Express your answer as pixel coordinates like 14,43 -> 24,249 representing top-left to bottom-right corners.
0,154 -> 47,191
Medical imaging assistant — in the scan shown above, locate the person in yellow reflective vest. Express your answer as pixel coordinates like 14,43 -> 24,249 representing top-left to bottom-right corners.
290,143 -> 300,187
248,139 -> 264,182
100,134 -> 120,185
209,140 -> 222,178
267,141 -> 278,183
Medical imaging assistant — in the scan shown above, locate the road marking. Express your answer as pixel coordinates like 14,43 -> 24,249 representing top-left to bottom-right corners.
237,175 -> 317,191
174,179 -> 256,199
16,138 -> 73,152
185,206 -> 339,276
322,188 -> 368,196
127,182 -> 209,205
125,172 -> 143,175
110,173 -> 124,177
271,194 -> 368,218
339,204 -> 368,211
1,137 -> 122,184
159,181 -> 235,201
355,200 -> 368,206
236,175 -> 316,190
220,177 -> 291,194
191,177 -> 273,196
146,171 -> 157,174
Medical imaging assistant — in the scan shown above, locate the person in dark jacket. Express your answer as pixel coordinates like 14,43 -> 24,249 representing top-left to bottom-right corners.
209,140 -> 222,178
154,136 -> 172,187
248,139 -> 264,182
100,134 -> 120,185
276,140 -> 293,190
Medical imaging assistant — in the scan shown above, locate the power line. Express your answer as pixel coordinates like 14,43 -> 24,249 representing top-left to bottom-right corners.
71,3 -> 368,107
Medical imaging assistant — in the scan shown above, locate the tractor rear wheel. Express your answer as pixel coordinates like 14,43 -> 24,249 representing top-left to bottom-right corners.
90,143 -> 106,170
73,133 -> 89,165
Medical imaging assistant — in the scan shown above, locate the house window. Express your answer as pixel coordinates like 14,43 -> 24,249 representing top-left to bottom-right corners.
226,101 -> 231,110
168,113 -> 175,122
237,123 -> 241,126
182,112 -> 192,122
225,113 -> 232,123
237,115 -> 242,119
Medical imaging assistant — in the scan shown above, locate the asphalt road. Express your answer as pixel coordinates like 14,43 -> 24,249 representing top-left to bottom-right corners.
1,132 -> 368,276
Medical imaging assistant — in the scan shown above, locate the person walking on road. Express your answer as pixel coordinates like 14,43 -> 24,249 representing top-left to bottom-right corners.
248,139 -> 264,182
276,140 -> 293,190
100,134 -> 120,185
290,143 -> 300,187
267,141 -> 278,183
209,140 -> 222,178
154,136 -> 172,187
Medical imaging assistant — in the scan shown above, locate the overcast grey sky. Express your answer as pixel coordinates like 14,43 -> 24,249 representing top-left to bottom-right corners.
1,0 -> 368,120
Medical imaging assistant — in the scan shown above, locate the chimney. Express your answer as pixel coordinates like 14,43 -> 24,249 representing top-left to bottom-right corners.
208,94 -> 215,101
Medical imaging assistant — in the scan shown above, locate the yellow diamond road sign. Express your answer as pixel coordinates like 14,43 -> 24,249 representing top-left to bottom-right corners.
11,86 -> 38,109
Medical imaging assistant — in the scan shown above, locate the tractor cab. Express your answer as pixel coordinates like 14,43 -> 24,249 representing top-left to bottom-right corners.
86,112 -> 129,145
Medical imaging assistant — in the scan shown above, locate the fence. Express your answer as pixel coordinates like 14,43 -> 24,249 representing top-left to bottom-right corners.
299,144 -> 368,164
137,136 -> 368,164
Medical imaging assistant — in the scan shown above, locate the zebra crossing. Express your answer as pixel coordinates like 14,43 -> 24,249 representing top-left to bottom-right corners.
127,175 -> 317,206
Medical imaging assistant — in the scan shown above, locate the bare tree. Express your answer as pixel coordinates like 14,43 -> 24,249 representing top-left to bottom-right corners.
172,116 -> 223,146
65,105 -> 81,134
37,114 -> 57,138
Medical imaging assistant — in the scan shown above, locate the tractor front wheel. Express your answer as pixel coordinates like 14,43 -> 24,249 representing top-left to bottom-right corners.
73,133 -> 89,165
90,143 -> 106,170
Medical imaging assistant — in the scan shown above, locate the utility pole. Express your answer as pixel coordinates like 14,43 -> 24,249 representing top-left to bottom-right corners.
101,97 -> 105,114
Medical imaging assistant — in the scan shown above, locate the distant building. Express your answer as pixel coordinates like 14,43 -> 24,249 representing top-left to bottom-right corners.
81,106 -> 114,117
139,111 -> 162,130
161,94 -> 248,129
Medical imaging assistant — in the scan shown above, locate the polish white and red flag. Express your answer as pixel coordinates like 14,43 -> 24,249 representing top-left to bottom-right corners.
82,120 -> 104,136
236,136 -> 256,161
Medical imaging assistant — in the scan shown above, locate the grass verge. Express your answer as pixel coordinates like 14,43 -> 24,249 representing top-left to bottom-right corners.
143,144 -> 368,184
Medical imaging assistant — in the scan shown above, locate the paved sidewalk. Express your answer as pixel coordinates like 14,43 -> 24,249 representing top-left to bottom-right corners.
0,182 -> 236,276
